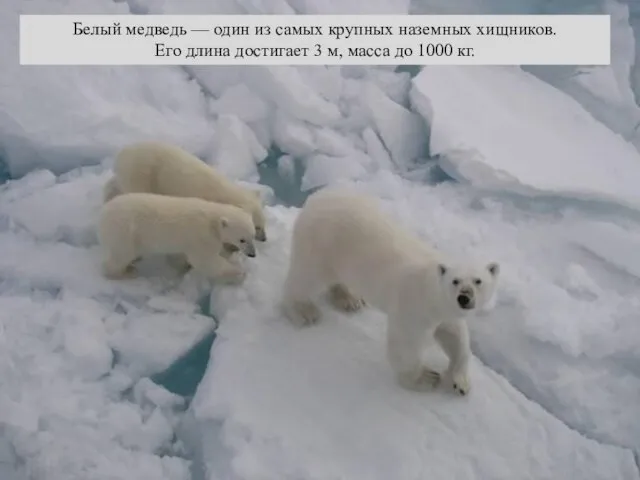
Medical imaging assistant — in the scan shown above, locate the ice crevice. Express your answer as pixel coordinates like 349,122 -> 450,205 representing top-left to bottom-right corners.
471,338 -> 640,466
468,347 -> 640,470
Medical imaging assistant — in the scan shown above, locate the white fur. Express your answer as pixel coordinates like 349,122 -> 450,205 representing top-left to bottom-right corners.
98,192 -> 257,284
280,189 -> 500,395
104,141 -> 267,241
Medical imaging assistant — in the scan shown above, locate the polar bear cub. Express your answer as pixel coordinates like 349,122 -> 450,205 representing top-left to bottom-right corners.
104,141 -> 267,242
98,192 -> 256,284
280,189 -> 500,395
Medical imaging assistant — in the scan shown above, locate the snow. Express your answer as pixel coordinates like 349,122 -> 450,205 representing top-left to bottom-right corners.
300,152 -> 371,191
413,0 -> 640,149
272,110 -> 317,157
362,127 -> 394,170
0,1 -> 216,179
361,81 -> 428,169
208,84 -> 269,123
0,167 -> 219,479
410,65 -> 640,209
525,0 -> 640,150
0,289 -> 195,480
3,0 -> 640,478
188,66 -> 343,128
209,114 -> 268,182
630,1 -> 640,106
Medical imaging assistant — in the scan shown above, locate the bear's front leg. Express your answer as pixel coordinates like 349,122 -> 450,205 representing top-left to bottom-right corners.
210,254 -> 247,285
434,320 -> 471,396
386,318 -> 440,392
187,251 -> 247,285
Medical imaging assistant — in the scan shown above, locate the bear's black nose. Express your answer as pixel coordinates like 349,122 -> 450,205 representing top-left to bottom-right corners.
457,294 -> 470,308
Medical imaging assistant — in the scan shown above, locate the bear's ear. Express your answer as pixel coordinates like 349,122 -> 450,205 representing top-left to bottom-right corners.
219,217 -> 229,229
437,264 -> 447,276
487,262 -> 500,277
250,189 -> 262,201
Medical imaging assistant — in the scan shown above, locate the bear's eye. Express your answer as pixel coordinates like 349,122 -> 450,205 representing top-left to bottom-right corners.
474,278 -> 482,286
452,279 -> 460,286
239,239 -> 246,244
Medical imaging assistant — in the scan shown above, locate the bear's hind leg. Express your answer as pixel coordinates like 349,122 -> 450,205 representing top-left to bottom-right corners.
101,252 -> 138,280
387,320 -> 441,392
328,283 -> 366,313
166,254 -> 192,275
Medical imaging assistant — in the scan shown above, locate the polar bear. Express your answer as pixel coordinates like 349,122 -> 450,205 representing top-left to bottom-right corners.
280,189 -> 500,395
98,192 -> 256,284
103,141 -> 267,242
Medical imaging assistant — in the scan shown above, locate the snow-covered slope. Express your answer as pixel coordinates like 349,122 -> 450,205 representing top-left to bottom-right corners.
410,65 -> 640,209
412,0 -> 640,151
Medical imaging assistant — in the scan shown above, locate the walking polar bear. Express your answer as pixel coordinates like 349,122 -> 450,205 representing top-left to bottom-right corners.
280,189 -> 500,395
98,192 -> 256,284
103,141 -> 268,242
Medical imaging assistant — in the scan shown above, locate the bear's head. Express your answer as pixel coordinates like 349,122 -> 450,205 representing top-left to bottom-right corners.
247,190 -> 267,242
436,261 -> 500,314
216,208 -> 257,258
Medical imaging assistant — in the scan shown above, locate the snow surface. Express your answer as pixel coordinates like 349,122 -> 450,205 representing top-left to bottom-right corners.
2,0 -> 640,478
525,0 -> 640,150
0,0 -> 217,179
0,167 -> 223,479
410,65 -> 640,209
412,0 -> 640,150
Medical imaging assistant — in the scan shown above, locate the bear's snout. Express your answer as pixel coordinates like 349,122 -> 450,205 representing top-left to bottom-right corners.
245,244 -> 256,258
457,288 -> 475,310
